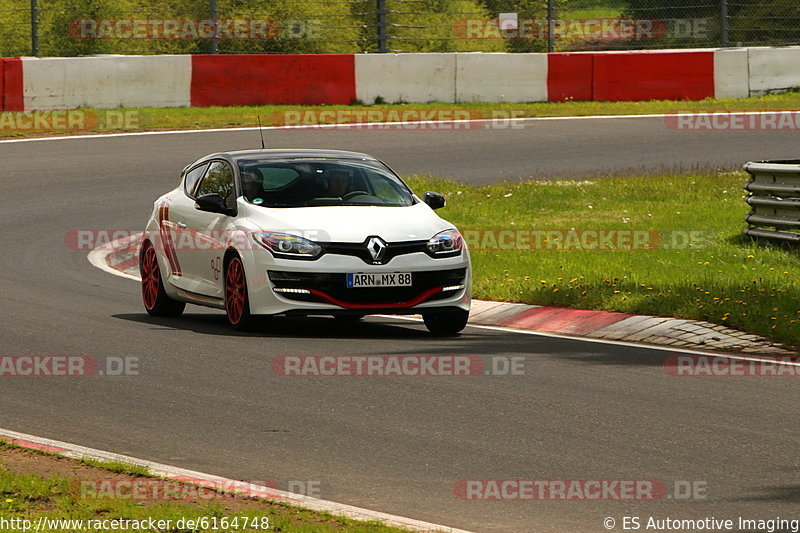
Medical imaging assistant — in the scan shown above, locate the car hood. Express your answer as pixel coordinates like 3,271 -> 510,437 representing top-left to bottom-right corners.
242,202 -> 454,243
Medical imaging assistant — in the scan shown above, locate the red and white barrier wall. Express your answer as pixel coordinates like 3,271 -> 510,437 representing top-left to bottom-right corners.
22,55 -> 191,109
0,58 -> 23,111
0,54 -> 356,111
549,50 -> 716,102
1,47 -> 799,111
190,54 -> 355,107
748,47 -> 800,96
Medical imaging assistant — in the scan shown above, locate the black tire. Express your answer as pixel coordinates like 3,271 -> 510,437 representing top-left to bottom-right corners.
423,310 -> 469,336
225,255 -> 257,331
140,241 -> 185,317
334,314 -> 365,321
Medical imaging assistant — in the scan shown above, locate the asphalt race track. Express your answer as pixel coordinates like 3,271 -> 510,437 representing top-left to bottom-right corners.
2,120 -> 799,532
6,114 -> 800,183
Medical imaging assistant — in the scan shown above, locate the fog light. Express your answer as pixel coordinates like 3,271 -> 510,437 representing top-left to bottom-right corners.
441,284 -> 466,292
273,288 -> 311,295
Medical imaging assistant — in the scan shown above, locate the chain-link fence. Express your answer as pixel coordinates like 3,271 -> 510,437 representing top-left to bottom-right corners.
1,0 -> 799,57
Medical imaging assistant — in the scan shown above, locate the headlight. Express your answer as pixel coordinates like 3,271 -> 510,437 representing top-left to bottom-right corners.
426,229 -> 463,257
253,232 -> 322,259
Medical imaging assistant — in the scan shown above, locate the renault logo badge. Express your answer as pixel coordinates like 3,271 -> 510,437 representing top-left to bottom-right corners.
366,236 -> 387,262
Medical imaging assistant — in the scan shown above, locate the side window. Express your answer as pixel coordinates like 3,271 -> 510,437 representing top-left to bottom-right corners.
196,161 -> 235,208
183,163 -> 209,198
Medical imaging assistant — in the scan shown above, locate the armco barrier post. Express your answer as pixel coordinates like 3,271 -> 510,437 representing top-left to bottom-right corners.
376,0 -> 388,53
720,0 -> 729,47
31,0 -> 39,57
743,160 -> 800,243
209,0 -> 218,54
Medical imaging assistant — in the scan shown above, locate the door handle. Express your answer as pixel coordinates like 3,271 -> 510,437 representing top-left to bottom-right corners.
177,222 -> 187,229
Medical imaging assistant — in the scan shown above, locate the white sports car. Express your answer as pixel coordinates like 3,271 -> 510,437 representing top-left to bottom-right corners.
140,149 -> 471,334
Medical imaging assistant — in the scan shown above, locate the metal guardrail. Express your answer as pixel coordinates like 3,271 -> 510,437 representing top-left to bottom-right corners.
743,160 -> 800,243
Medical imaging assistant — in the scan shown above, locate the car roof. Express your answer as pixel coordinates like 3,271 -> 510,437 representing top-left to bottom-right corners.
213,149 -> 379,162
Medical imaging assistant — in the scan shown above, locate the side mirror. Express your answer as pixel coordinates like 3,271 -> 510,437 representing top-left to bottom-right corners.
423,191 -> 446,210
195,193 -> 233,215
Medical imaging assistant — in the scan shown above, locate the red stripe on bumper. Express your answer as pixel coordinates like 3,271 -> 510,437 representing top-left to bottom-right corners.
309,286 -> 443,310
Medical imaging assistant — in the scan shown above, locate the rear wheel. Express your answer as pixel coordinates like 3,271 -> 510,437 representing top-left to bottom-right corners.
140,241 -> 185,317
423,310 -> 469,336
225,255 -> 256,331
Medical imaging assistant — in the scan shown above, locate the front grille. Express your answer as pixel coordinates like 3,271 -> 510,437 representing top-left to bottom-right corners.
269,268 -> 467,305
321,240 -> 430,265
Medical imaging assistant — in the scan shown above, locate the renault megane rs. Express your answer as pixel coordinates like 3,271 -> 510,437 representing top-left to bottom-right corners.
140,149 -> 471,334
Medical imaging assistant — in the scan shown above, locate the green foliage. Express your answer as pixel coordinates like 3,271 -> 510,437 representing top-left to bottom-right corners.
617,0 -> 719,19
0,0 -> 31,56
379,0 -> 505,53
467,0 -> 554,52
213,0 -> 362,54
2,0 -> 799,56
616,0 -> 800,47
0,0 -> 506,56
728,0 -> 800,46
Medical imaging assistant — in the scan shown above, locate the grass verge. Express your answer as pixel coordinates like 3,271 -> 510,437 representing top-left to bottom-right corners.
404,171 -> 800,350
2,91 -> 800,138
0,441 -> 411,533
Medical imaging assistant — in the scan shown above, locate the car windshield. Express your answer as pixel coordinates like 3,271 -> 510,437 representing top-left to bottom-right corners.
237,158 -> 416,208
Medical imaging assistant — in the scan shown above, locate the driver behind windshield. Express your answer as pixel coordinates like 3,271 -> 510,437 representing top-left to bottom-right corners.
325,169 -> 351,198
241,169 -> 263,201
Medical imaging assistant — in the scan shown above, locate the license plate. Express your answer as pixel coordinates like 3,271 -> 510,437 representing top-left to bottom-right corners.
347,272 -> 412,288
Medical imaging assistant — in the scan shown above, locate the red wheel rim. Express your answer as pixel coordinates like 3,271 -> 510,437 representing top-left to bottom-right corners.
226,258 -> 245,324
141,245 -> 160,310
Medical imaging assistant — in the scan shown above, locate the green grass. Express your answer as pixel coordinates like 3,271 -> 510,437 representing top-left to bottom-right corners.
405,172 -> 800,350
0,445 -> 411,533
78,458 -> 150,477
0,442 -> 149,478
3,91 -> 800,138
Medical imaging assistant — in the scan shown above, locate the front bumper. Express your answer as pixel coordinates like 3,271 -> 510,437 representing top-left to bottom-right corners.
244,250 -> 471,316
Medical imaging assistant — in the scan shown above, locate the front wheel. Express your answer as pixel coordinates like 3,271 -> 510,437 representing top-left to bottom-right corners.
225,255 -> 257,331
140,241 -> 185,317
422,310 -> 469,336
